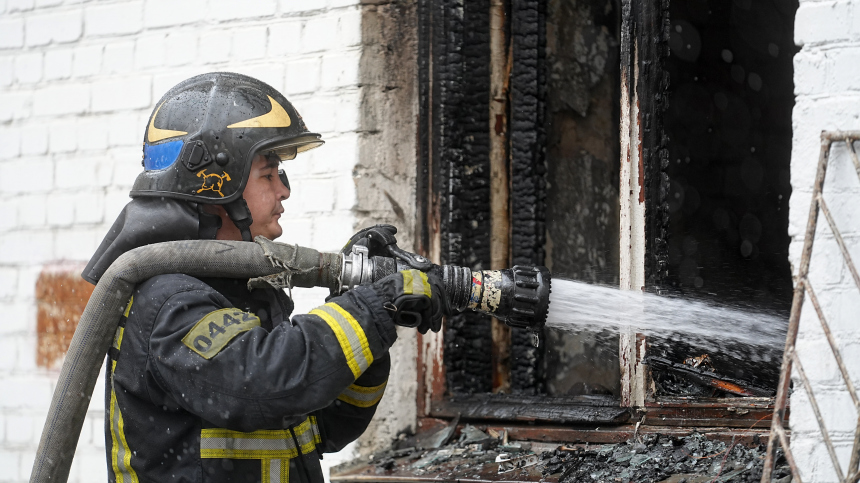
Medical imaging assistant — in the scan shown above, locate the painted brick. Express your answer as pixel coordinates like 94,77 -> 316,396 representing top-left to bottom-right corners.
0,447 -> 20,478
210,0 -> 276,20
0,304 -> 31,336
74,191 -> 103,224
54,156 -> 97,189
337,9 -> 362,47
310,133 -> 357,174
0,56 -> 12,87
0,230 -> 53,264
90,76 -> 151,112
0,18 -> 24,49
199,30 -> 232,64
268,20 -> 302,57
25,9 -> 82,46
321,51 -> 359,90
246,64 -> 285,93
330,0 -> 360,8
53,227 -> 100,261
0,268 -> 18,299
72,44 -> 102,77
5,413 -> 35,445
34,0 -> 62,7
0,126 -> 22,160
303,15 -> 338,53
6,0 -> 33,12
164,31 -> 197,67
0,378 -> 52,409
103,189 -> 130,224
143,0 -> 207,29
20,124 -> 48,155
84,1 -> 143,37
334,175 -> 356,211
70,446 -> 107,482
312,213 -> 355,252
335,92 -> 360,132
107,112 -> 141,148
103,40 -> 135,75
232,27 -> 267,61
279,0 -> 326,14
134,32 -> 166,70
77,117 -> 109,151
33,83 -> 89,116
795,1 -> 853,46
830,46 -> 860,93
110,147 -> 143,186
0,338 -> 18,373
296,178 -> 335,213
46,192 -> 74,226
0,157 -> 53,195
44,48 -> 73,81
48,120 -> 77,153
300,97 -> 337,133
0,199 -> 20,231
284,57 -> 321,95
0,91 -> 31,123
14,51 -> 42,84
279,217 -> 313,247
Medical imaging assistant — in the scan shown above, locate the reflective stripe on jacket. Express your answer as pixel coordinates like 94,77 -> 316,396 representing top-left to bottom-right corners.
105,274 -> 395,483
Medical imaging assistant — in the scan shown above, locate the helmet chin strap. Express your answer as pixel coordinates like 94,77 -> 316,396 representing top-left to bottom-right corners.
224,198 -> 254,242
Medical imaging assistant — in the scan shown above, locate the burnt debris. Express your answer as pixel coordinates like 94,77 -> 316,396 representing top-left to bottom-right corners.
539,433 -> 792,483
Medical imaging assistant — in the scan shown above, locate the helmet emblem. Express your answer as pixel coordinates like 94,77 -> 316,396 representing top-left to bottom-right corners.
196,169 -> 232,197
147,102 -> 189,143
227,95 -> 292,129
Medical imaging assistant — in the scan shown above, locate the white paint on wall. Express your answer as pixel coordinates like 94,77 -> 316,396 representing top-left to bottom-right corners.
0,1 -> 416,481
789,1 -> 860,480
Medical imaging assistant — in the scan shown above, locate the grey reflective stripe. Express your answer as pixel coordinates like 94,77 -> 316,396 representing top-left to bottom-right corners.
267,459 -> 285,483
316,305 -> 371,372
110,396 -> 133,482
202,436 -> 296,452
338,381 -> 387,407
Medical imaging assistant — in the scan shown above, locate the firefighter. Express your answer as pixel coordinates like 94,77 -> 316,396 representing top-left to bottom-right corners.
82,72 -> 448,483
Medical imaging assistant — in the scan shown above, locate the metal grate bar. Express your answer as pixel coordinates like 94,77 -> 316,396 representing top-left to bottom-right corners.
816,193 -> 860,293
763,132 -> 860,483
792,349 -> 846,481
845,138 -> 860,183
804,280 -> 860,409
775,421 -> 803,482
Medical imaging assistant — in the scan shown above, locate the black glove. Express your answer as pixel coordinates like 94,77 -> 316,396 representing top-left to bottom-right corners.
342,224 -> 398,257
372,269 -> 451,334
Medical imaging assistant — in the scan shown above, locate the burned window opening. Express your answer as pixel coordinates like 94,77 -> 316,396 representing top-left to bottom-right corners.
645,0 -> 798,396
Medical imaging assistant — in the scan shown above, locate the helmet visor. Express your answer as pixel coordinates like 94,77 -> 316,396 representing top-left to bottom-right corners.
258,134 -> 325,161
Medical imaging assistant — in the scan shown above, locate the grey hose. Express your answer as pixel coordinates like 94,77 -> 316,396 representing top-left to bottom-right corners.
30,239 -> 341,483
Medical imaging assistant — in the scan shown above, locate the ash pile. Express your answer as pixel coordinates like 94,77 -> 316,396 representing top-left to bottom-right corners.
539,433 -> 792,483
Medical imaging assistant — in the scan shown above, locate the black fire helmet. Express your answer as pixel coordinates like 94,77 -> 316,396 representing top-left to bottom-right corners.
130,72 -> 324,241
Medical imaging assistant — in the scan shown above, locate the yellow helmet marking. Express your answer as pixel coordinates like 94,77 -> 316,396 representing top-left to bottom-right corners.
227,95 -> 292,129
147,102 -> 189,143
196,169 -> 232,197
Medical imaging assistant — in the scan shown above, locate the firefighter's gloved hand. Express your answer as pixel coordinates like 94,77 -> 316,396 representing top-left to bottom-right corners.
342,224 -> 398,257
372,269 -> 450,334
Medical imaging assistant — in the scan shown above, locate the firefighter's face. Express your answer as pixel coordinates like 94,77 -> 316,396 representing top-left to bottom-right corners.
244,154 -> 291,240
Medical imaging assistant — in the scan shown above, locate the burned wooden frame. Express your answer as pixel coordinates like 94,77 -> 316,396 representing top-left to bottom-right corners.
761,132 -> 860,483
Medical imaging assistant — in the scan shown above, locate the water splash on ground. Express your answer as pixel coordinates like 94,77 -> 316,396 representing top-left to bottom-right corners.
546,279 -> 788,362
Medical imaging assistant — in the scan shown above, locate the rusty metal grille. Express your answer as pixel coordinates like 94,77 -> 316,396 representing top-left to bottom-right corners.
762,131 -> 860,483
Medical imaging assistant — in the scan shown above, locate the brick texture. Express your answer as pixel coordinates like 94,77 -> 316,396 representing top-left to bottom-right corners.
0,1 -> 365,481
789,1 -> 860,479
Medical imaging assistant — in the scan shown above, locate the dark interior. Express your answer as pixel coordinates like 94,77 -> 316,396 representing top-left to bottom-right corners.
651,0 -> 798,392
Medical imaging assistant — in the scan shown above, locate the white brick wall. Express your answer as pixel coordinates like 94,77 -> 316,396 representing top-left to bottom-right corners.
790,1 -> 860,480
0,1 -> 369,481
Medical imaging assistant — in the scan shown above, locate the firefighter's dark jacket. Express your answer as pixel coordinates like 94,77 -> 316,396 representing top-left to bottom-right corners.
105,270 -> 396,483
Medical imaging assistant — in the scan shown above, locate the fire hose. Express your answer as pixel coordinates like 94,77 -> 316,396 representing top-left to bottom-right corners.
30,238 -> 550,483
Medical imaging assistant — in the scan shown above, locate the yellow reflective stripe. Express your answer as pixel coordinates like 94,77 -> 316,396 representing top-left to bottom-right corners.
112,326 -> 125,351
123,296 -> 133,318
109,380 -> 139,483
200,417 -> 322,460
402,270 -> 431,297
310,303 -> 373,378
402,270 -> 414,295
337,380 -> 388,408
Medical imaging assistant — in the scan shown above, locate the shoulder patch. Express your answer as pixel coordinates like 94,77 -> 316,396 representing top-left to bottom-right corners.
182,308 -> 261,359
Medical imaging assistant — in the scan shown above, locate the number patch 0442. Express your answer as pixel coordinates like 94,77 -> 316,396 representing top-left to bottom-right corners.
181,308 -> 261,359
